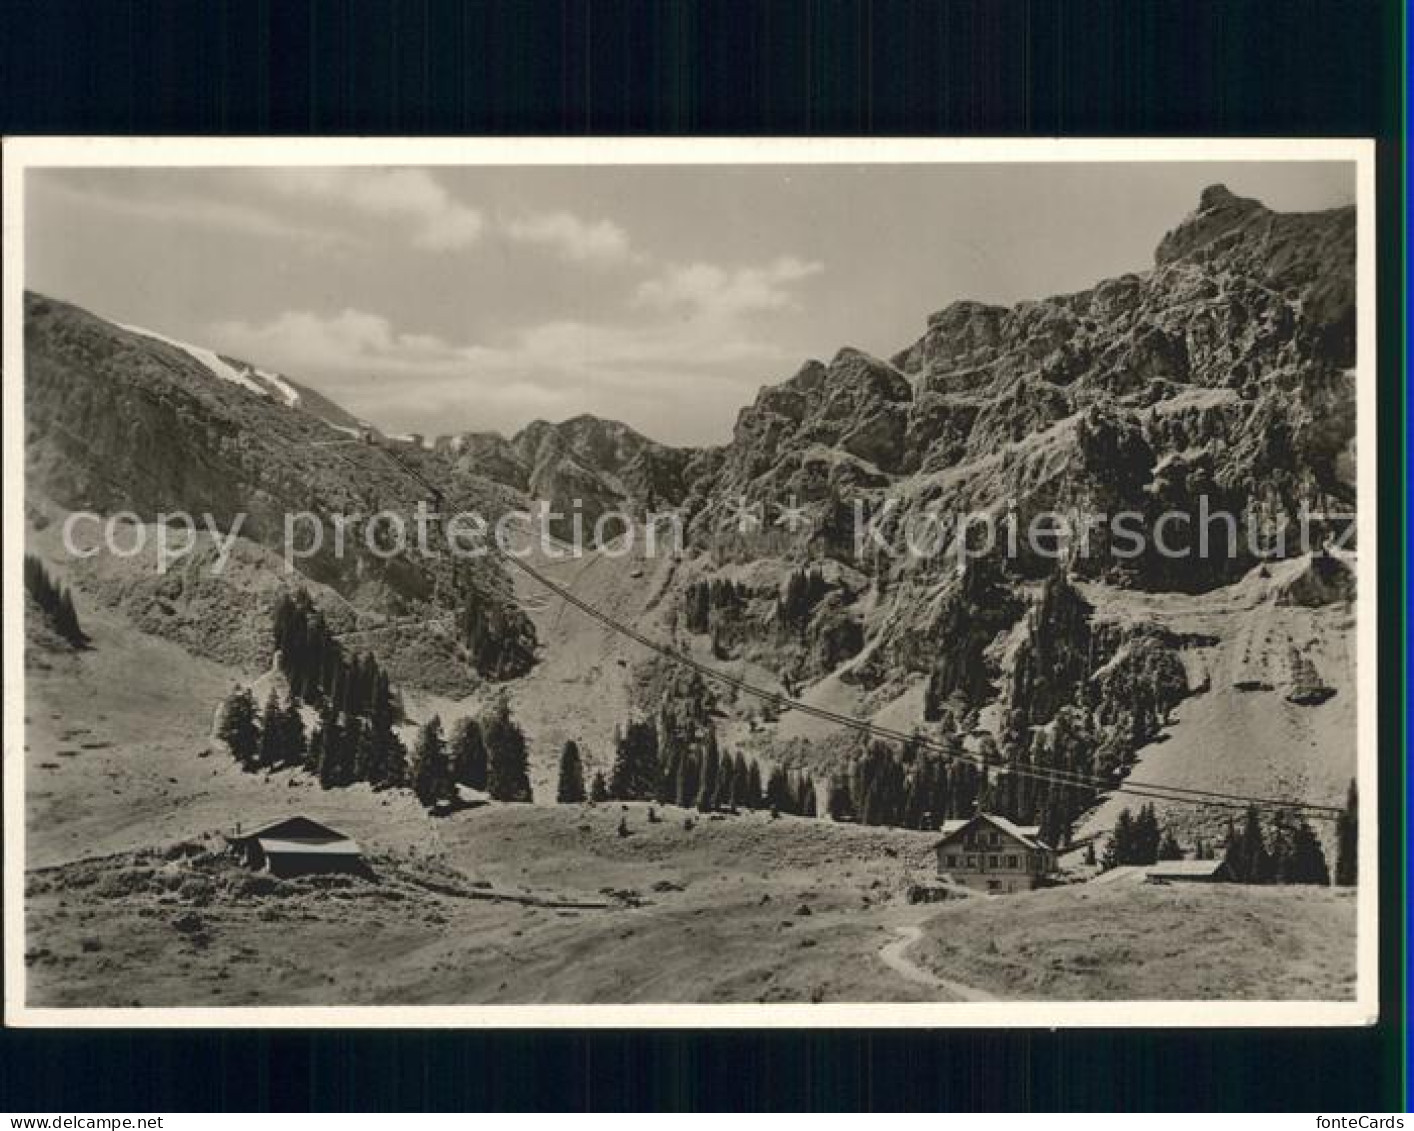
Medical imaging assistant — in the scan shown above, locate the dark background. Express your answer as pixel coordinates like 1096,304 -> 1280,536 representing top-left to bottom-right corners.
1,0 -> 1404,1112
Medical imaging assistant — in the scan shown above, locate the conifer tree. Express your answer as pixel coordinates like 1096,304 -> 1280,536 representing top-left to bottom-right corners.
800,775 -> 818,818
610,719 -> 660,801
306,711 -> 327,778
1101,808 -> 1134,870
483,695 -> 532,802
379,729 -> 409,789
766,767 -> 792,814
54,589 -> 84,644
747,760 -> 765,809
826,776 -> 856,822
556,740 -> 587,804
257,689 -> 284,770
712,752 -> 736,811
219,688 -> 261,771
316,703 -> 350,790
728,752 -> 750,810
409,715 -> 453,806
1158,830 -> 1184,860
279,697 -> 307,769
589,771 -> 610,803
1287,815 -> 1332,885
24,555 -> 85,645
1039,794 -> 1071,851
657,745 -> 681,805
696,731 -> 721,812
1223,805 -> 1273,883
674,750 -> 700,808
352,714 -> 379,783
366,672 -> 403,787
1334,779 -> 1358,886
450,718 -> 488,790
1132,803 -> 1162,865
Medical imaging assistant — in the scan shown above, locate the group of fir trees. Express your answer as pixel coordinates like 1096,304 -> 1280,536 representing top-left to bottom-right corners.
776,568 -> 830,635
551,738 -> 623,805
220,682 -> 534,811
592,711 -> 818,817
1100,804 -> 1175,868
223,592 -> 530,808
458,593 -> 537,679
1098,800 -> 1335,884
219,678 -> 408,790
1221,804 -> 1332,885
24,554 -> 85,645
682,578 -> 750,635
837,738 -> 985,830
271,591 -> 397,719
407,695 -> 533,808
264,592 -> 410,788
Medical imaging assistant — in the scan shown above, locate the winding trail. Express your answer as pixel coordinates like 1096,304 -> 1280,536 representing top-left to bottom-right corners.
878,923 -> 998,1002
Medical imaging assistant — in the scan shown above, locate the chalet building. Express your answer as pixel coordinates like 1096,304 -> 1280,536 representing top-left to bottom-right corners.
1144,858 -> 1232,884
934,813 -> 1057,894
228,816 -> 366,879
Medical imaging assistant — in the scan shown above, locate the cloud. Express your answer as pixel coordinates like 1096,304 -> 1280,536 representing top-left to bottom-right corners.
254,168 -> 484,250
36,177 -> 348,248
210,309 -> 460,376
208,303 -> 800,440
634,255 -> 823,318
503,210 -> 635,264
206,247 -> 828,439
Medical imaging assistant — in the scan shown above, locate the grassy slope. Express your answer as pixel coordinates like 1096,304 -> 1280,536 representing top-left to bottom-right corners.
912,881 -> 1357,1001
22,546 -> 1358,1009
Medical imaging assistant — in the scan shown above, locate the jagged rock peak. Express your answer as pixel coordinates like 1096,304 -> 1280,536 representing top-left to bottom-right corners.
824,347 -> 913,402
1198,183 -> 1263,212
925,299 -> 1010,330
784,359 -> 827,392
1154,184 -> 1268,267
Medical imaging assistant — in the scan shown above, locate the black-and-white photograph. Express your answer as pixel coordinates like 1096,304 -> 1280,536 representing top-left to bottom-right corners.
3,139 -> 1376,1026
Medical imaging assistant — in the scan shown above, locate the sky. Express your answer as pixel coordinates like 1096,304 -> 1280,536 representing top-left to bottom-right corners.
25,161 -> 1354,446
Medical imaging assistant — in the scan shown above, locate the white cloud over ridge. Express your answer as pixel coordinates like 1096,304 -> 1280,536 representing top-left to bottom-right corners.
634,256 -> 823,318
503,210 -> 635,264
208,294 -> 805,442
254,168 -> 485,250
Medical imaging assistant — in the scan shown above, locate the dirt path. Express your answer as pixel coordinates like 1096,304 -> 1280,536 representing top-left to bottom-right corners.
878,923 -> 997,1002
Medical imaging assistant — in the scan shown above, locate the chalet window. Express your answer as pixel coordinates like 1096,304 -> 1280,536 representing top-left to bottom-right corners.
1006,854 -> 1019,868
966,855 -> 976,868
946,854 -> 958,868
988,855 -> 999,869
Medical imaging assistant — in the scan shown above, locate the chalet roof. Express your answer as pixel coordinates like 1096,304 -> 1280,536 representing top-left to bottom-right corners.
257,836 -> 362,857
1146,858 -> 1228,877
934,812 -> 1052,852
232,815 -> 354,846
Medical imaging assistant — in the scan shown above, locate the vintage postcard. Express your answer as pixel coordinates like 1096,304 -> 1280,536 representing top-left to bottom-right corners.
2,137 -> 1378,1027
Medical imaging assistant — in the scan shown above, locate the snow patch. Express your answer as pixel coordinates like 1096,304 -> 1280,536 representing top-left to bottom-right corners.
119,323 -> 268,398
255,367 -> 303,408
